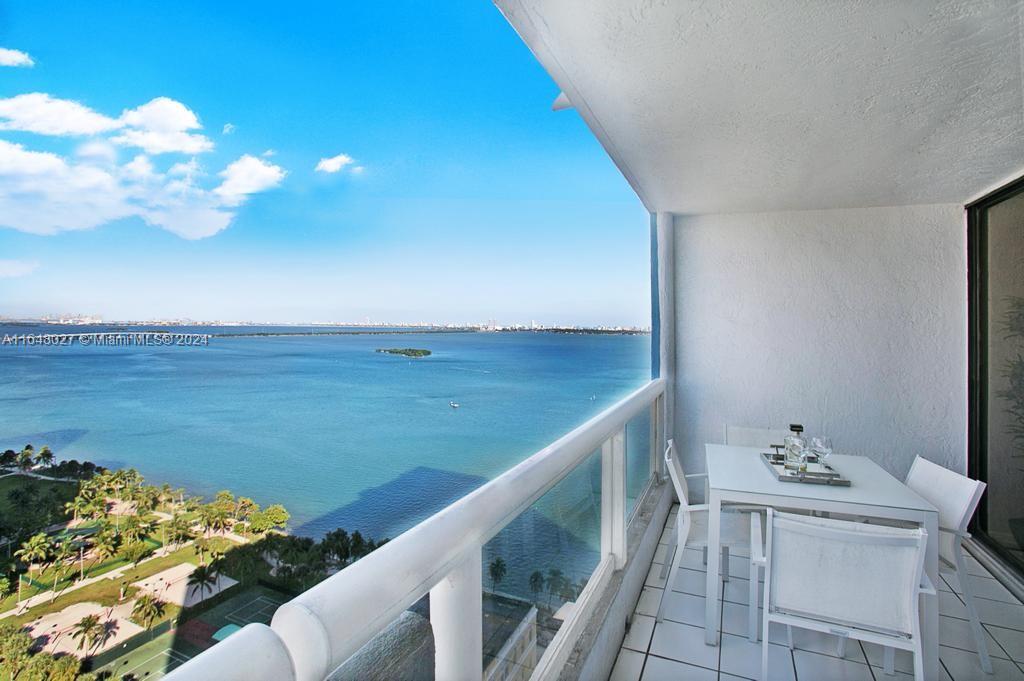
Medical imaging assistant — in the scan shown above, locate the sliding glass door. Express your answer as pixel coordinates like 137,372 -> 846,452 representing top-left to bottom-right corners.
969,178 -> 1024,572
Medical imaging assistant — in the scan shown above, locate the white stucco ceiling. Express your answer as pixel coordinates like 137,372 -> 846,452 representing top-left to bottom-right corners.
496,0 -> 1024,213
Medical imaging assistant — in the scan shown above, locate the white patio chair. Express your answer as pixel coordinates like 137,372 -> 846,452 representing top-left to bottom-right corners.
900,455 -> 991,674
752,509 -> 935,681
656,439 -> 762,641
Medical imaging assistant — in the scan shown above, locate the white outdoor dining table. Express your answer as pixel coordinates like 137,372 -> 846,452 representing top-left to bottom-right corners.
703,444 -> 941,681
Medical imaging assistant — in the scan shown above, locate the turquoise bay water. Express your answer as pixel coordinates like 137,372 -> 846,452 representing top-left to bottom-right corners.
0,326 -> 650,551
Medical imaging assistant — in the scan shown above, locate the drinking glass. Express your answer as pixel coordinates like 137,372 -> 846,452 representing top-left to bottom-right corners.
811,436 -> 833,464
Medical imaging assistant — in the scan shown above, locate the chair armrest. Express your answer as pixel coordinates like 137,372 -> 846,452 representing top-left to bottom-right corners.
750,512 -> 766,567
683,473 -> 707,482
919,572 -> 937,596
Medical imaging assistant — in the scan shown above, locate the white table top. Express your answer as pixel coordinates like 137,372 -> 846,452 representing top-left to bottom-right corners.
705,444 -> 937,515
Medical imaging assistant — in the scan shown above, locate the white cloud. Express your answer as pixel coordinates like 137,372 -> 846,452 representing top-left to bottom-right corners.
0,93 -> 121,136
0,259 -> 39,278
0,48 -> 34,67
76,140 -> 118,164
315,153 -> 355,173
214,155 -> 286,207
350,165 -> 365,175
222,123 -> 235,135
113,97 -> 212,154
0,140 -> 286,240
262,149 -> 276,157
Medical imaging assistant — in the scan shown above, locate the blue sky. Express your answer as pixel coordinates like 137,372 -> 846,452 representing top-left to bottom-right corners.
0,1 -> 649,326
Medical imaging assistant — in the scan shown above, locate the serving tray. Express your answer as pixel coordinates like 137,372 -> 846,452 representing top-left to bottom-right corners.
760,451 -> 851,486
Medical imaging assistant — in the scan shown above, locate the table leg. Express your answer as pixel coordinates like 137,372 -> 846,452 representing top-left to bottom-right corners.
922,512 -> 939,681
704,490 -> 721,645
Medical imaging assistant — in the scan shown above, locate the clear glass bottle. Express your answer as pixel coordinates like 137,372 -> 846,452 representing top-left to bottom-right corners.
784,423 -> 806,471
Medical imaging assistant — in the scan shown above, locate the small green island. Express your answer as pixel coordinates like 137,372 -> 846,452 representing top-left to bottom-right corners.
376,348 -> 431,358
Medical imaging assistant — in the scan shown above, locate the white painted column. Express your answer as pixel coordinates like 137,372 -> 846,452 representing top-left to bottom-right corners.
601,429 -> 627,569
430,550 -> 483,681
655,212 -> 676,469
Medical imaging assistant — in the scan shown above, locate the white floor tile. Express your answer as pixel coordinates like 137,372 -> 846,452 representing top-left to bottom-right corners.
635,586 -> 664,618
659,527 -> 672,545
792,649 -> 874,681
939,615 -> 1007,658
651,542 -> 667,565
679,547 -> 707,570
648,620 -> 720,670
975,597 -> 1024,632
940,644 -> 1024,680
640,655 -> 717,681
645,562 -> 667,590
610,648 -> 645,681
940,590 -> 970,620
659,591 -> 707,627
986,624 -> 1024,663
946,573 -> 1021,605
670,567 -> 708,597
623,615 -> 656,653
723,574 -> 761,606
862,643 -> 917,675
721,601 -> 759,638
790,628 -> 869,663
719,632 -> 796,681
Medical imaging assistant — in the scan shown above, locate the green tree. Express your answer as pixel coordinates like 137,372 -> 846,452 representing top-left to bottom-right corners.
35,445 -> 55,469
0,621 -> 34,679
16,446 -> 34,472
70,613 -> 106,660
187,564 -> 219,601
49,540 -> 74,602
529,571 -> 545,602
168,514 -> 194,548
488,556 -> 507,592
545,568 -> 565,607
132,593 -> 166,637
14,532 -> 51,595
121,541 -> 154,566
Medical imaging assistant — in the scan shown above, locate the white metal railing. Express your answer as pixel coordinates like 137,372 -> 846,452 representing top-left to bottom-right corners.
167,378 -> 666,681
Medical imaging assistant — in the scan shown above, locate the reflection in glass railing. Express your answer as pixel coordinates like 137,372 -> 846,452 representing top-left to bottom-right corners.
479,447 -> 602,679
625,404 -> 653,521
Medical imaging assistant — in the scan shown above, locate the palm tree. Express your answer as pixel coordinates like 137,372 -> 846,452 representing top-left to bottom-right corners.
64,495 -> 93,523
194,538 -> 210,565
488,557 -> 507,592
91,529 -> 119,568
16,446 -> 34,472
14,533 -> 50,601
70,614 -> 106,659
49,541 -> 74,602
545,568 -> 565,607
168,514 -> 193,549
132,594 -> 166,638
187,564 -> 219,602
35,446 -> 55,469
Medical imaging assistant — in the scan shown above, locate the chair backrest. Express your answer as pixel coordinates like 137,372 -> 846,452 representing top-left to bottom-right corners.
905,456 -> 985,563
664,439 -> 690,506
765,509 -> 927,638
725,425 -> 790,448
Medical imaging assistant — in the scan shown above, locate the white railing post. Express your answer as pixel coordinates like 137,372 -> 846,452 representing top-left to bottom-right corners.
601,429 -> 627,569
430,549 -> 483,681
650,397 -> 662,481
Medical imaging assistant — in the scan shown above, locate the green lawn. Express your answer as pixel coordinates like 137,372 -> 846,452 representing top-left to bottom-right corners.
0,473 -> 77,518
4,538 -> 234,625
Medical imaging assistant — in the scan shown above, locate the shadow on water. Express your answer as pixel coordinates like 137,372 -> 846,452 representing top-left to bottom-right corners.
0,428 -> 89,452
292,466 -> 490,539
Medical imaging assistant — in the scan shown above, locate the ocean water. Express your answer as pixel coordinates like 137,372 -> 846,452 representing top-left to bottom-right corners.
0,326 -> 651,556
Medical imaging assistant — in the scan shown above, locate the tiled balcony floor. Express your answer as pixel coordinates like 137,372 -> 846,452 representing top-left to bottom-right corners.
612,507 -> 1024,681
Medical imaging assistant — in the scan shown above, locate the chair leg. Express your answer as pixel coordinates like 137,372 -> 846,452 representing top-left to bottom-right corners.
786,625 -> 794,650
659,525 -> 677,582
761,630 -> 771,681
656,538 -> 685,623
702,545 -> 708,566
721,545 -> 730,582
955,550 -> 994,674
836,635 -> 847,659
883,646 -> 895,676
748,558 -> 759,642
913,639 -> 925,681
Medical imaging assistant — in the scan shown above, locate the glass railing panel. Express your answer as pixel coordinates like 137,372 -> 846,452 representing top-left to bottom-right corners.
479,447 -> 602,679
625,404 -> 654,520
329,596 -> 434,681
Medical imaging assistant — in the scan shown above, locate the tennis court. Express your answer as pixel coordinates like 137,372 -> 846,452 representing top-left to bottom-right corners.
95,586 -> 290,680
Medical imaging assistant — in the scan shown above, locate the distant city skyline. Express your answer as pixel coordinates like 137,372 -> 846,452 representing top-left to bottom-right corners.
0,2 -> 650,327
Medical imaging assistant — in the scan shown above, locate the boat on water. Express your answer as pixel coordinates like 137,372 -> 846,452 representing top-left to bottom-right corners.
449,401 -> 460,409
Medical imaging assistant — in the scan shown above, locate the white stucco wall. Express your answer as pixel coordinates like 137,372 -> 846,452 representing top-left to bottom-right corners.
672,204 -> 967,481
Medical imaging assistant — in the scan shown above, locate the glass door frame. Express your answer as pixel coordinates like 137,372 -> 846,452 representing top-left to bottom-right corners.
967,174 -> 1024,574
